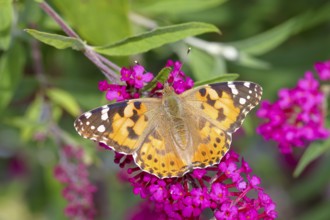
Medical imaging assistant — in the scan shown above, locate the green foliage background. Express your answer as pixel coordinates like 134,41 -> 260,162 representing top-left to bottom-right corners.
1,0 -> 330,219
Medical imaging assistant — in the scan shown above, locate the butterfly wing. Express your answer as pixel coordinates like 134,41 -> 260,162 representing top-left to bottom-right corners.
190,116 -> 233,169
75,98 -> 190,178
74,98 -> 161,154
180,81 -> 262,168
181,81 -> 263,133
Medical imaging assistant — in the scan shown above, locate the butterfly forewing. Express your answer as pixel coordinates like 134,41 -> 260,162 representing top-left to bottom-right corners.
74,99 -> 160,154
182,81 -> 262,133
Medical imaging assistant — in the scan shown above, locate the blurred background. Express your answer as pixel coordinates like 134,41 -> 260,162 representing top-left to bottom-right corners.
1,0 -> 330,219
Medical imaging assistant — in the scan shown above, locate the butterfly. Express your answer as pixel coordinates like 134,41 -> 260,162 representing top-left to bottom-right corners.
74,81 -> 262,178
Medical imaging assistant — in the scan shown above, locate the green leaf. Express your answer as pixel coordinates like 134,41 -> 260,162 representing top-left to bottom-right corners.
94,22 -> 220,56
230,4 -> 330,55
133,0 -> 227,15
52,0 -> 131,45
293,139 -> 330,177
142,67 -> 171,92
0,43 -> 25,113
46,88 -> 80,117
237,52 -> 270,69
24,29 -> 85,50
188,47 -> 227,81
194,74 -> 239,87
17,95 -> 45,141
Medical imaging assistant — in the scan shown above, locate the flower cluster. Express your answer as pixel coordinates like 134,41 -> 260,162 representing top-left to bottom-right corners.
99,60 -> 194,101
54,145 -> 97,220
98,64 -> 153,102
98,60 -> 276,219
165,60 -> 194,94
124,151 -> 277,220
257,69 -> 329,154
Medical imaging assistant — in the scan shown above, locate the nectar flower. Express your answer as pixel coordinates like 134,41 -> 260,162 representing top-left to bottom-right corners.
54,146 -> 97,220
166,60 -> 194,94
119,151 -> 277,220
131,65 -> 154,89
257,71 -> 329,154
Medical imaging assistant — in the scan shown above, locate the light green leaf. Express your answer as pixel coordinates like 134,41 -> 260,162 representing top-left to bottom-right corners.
21,95 -> 45,141
52,0 -> 131,45
194,74 -> 239,87
25,29 -> 85,50
188,47 -> 226,81
46,88 -> 80,117
0,43 -> 25,113
142,67 -> 171,92
94,22 -> 220,56
293,139 -> 330,177
133,0 -> 227,15
0,0 -> 12,50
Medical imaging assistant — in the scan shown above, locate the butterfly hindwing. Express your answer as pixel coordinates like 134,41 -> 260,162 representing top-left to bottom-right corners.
74,99 -> 160,154
191,117 -> 232,168
133,126 -> 190,178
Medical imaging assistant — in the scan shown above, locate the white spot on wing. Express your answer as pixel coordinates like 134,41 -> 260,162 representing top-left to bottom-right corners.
97,125 -> 106,132
84,112 -> 92,119
227,83 -> 238,95
239,98 -> 246,105
244,82 -> 251,88
101,114 -> 108,121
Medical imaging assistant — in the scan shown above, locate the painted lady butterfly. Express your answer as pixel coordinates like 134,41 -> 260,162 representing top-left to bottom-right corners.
74,82 -> 262,178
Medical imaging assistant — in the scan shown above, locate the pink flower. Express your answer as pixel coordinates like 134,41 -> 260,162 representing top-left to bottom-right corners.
315,60 -> 330,80
131,65 -> 153,89
105,85 -> 130,102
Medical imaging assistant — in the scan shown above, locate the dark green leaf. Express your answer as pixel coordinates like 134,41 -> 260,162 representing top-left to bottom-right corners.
0,0 -> 12,50
133,0 -> 227,15
230,4 -> 330,55
293,139 -> 330,177
94,22 -> 220,56
194,74 -> 239,87
46,88 -> 81,117
142,67 -> 171,92
25,29 -> 85,50
296,201 -> 330,220
0,43 -> 25,113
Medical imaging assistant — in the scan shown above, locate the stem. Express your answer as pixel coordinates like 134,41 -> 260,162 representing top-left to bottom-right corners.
39,1 -> 122,84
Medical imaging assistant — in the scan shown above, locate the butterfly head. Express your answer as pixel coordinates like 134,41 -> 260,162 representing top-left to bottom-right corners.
162,82 -> 175,97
